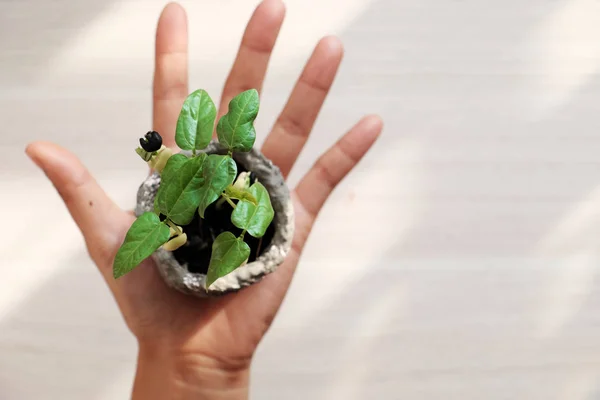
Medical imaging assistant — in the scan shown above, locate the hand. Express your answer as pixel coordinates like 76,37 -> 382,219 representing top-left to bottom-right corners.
25,1 -> 383,399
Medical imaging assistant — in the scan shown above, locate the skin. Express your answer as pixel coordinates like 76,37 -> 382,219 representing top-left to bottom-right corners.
25,1 -> 383,399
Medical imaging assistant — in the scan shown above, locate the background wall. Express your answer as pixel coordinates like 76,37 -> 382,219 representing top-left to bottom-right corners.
2,0 -> 600,399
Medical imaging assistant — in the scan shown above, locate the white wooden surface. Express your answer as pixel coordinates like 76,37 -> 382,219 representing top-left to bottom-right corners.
2,0 -> 600,399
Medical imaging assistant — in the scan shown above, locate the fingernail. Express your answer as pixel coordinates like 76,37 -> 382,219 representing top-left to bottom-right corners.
25,144 -> 42,169
362,115 -> 384,139
368,114 -> 384,127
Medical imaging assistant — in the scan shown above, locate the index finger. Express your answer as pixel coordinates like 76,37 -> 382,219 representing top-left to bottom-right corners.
152,3 -> 189,148
216,0 -> 285,122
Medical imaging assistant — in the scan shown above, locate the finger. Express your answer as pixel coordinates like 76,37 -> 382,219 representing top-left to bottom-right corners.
293,115 -> 383,250
217,0 -> 285,121
222,116 -> 382,330
153,2 -> 189,148
262,36 -> 344,177
25,142 -> 128,266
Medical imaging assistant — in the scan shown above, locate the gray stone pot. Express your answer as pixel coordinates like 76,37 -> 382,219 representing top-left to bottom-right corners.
134,141 -> 294,297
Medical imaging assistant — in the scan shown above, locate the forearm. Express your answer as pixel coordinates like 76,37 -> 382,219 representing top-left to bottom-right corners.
132,345 -> 250,400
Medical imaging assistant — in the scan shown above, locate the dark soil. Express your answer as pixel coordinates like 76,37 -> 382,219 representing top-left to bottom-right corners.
162,162 -> 276,275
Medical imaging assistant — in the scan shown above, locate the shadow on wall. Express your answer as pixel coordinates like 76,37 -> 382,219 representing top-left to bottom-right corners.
0,251 -> 136,400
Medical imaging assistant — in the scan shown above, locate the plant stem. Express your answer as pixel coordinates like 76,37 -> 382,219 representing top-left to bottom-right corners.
192,149 -> 197,157
165,219 -> 181,235
222,194 -> 236,209
215,196 -> 226,209
240,229 -> 246,240
255,236 -> 263,259
225,197 -> 236,209
148,155 -> 157,169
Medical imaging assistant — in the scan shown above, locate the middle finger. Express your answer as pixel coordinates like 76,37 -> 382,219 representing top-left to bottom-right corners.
216,0 -> 285,121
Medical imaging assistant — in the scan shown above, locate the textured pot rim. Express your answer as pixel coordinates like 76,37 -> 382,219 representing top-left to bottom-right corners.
134,141 -> 295,297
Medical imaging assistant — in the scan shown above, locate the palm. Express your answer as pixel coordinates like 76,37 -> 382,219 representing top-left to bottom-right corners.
26,0 -> 382,367
101,209 -> 296,363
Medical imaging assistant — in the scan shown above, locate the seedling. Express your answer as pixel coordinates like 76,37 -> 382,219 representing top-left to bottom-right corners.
113,89 -> 275,289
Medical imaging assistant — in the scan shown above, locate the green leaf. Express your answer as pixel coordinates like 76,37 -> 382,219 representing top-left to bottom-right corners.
231,182 -> 274,238
157,154 -> 207,225
155,153 -> 188,213
153,196 -> 160,215
159,153 -> 188,182
216,89 -> 259,152
175,89 -> 217,151
206,231 -> 251,288
113,212 -> 170,278
197,154 -> 237,217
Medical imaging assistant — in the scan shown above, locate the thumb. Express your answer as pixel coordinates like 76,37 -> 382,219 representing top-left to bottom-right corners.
25,141 -> 128,265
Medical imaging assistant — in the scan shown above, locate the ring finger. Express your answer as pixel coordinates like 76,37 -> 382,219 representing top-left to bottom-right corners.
261,36 -> 344,178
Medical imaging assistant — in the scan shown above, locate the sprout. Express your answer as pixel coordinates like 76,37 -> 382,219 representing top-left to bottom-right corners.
113,89 -> 273,290
163,233 -> 188,251
152,147 -> 173,173
232,171 -> 251,191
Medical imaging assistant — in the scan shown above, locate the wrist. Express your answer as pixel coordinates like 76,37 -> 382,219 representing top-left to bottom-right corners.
132,343 -> 250,400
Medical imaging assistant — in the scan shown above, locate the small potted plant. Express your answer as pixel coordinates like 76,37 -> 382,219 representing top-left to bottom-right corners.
113,88 -> 294,297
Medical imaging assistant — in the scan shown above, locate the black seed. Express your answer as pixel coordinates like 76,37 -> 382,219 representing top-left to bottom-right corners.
249,171 -> 256,184
140,131 -> 162,152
